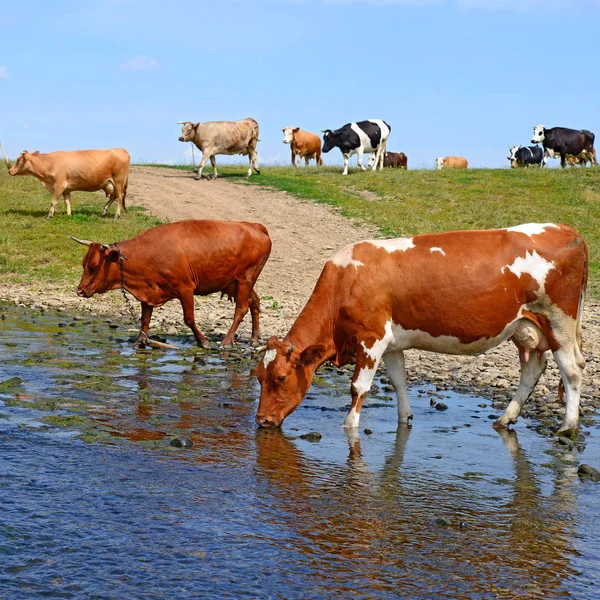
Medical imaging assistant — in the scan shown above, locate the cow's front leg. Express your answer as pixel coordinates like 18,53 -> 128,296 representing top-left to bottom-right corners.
344,339 -> 384,428
342,153 -> 350,176
134,302 -> 153,348
291,149 -> 297,167
195,153 -> 211,180
382,350 -> 413,424
248,147 -> 260,176
179,293 -> 208,347
248,289 -> 261,343
209,155 -> 218,180
47,188 -> 63,219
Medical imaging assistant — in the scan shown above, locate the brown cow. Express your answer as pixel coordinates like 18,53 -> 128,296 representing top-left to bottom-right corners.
72,220 -> 272,347
255,223 -> 587,437
368,151 -> 407,169
281,127 -> 323,167
1,145 -> 129,219
435,156 -> 468,170
178,118 -> 260,180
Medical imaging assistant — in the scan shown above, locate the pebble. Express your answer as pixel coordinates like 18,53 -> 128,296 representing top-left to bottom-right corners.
433,517 -> 451,527
299,432 -> 322,442
435,403 -> 448,411
577,464 -> 600,481
363,429 -> 373,435
166,326 -> 178,336
170,435 -> 193,449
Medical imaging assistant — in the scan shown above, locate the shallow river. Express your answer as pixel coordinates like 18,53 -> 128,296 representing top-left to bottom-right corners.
1,304 -> 599,599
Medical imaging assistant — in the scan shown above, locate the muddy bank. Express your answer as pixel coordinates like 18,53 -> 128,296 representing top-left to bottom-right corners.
1,165 -> 599,424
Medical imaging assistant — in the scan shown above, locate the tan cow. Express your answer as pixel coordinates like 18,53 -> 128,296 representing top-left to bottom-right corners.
178,118 -> 260,180
281,127 -> 322,167
1,145 -> 130,219
255,223 -> 588,438
435,156 -> 468,170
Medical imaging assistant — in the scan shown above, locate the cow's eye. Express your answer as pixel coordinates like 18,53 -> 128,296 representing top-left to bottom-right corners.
276,375 -> 286,383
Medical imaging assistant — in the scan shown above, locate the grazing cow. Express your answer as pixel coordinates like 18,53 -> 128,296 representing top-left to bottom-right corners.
255,224 -> 587,438
1,145 -> 129,219
435,156 -> 468,170
531,126 -> 597,168
178,118 -> 260,180
282,127 -> 322,167
369,151 -> 407,169
322,119 -> 391,175
73,220 -> 272,347
508,145 -> 546,168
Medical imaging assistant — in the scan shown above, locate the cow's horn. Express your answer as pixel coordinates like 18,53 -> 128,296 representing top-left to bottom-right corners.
101,243 -> 110,250
285,345 -> 295,356
70,236 -> 93,246
0,142 -> 10,170
177,121 -> 186,124
254,345 -> 268,353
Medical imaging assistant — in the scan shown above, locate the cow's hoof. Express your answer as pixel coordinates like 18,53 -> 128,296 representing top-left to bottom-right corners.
113,214 -> 120,220
556,425 -> 578,439
46,214 -> 53,220
194,176 -> 202,181
493,418 -> 511,430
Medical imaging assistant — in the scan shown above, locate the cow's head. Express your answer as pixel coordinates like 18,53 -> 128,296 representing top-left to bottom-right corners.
434,157 -> 444,170
71,237 -> 121,298
5,150 -> 38,176
321,129 -> 337,153
178,121 -> 198,143
282,126 -> 298,144
508,145 -> 520,168
531,125 -> 545,144
255,336 -> 329,428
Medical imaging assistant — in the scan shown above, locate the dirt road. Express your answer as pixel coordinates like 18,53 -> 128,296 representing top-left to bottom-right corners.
127,166 -> 376,339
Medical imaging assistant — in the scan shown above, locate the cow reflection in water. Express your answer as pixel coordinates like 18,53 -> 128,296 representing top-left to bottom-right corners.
254,428 -> 578,597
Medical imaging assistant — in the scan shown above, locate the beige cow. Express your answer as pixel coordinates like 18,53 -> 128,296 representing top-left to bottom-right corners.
178,118 -> 260,180
435,156 -> 468,170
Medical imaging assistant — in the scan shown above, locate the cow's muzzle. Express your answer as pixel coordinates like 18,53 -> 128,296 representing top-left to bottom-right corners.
76,288 -> 92,298
178,136 -> 185,142
256,415 -> 282,429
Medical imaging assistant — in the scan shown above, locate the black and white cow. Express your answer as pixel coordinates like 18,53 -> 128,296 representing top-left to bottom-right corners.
531,126 -> 597,168
507,145 -> 546,168
322,119 -> 391,175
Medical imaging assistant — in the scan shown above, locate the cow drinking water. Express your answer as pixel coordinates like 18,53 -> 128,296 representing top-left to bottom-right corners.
321,119 -> 391,175
73,220 -> 272,347
255,224 -> 587,438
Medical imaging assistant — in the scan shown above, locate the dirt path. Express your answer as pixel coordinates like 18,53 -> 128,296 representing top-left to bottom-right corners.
127,166 -> 376,338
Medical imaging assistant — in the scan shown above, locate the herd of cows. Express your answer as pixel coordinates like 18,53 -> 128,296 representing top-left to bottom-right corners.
0,118 -> 594,438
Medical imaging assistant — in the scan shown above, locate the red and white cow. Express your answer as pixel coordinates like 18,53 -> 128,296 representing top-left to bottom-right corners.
256,224 -> 587,437
282,127 -> 322,167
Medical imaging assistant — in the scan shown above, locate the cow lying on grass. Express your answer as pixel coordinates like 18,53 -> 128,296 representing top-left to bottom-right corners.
73,220 -> 272,347
256,224 -> 587,438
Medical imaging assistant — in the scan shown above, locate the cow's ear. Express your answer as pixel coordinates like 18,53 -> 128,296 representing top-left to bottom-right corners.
32,151 -> 40,155
293,127 -> 299,133
105,248 -> 121,263
298,344 -> 328,367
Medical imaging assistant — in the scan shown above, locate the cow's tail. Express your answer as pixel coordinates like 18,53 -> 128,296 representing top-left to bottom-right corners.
247,118 -> 260,142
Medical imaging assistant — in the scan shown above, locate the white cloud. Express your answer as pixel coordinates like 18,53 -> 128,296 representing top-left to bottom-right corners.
0,66 -> 8,80
120,55 -> 159,72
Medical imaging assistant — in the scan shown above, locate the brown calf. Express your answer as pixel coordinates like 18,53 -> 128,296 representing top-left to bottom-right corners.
282,127 -> 323,166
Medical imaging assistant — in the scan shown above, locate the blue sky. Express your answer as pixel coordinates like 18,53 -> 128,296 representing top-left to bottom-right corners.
1,0 -> 599,169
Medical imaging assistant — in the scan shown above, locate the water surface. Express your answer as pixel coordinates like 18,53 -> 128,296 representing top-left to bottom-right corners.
1,304 -> 599,599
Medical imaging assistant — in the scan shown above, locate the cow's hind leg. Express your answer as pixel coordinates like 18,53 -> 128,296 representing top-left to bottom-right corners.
382,350 -> 413,424
223,281 -> 253,345
495,350 -> 547,429
63,192 -> 72,217
179,293 -> 208,347
248,289 -> 261,343
208,155 -> 218,180
554,343 -> 584,437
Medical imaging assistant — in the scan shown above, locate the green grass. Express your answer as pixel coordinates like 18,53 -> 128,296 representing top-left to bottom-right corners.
2,161 -> 600,298
0,167 -> 162,288
158,163 -> 600,297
